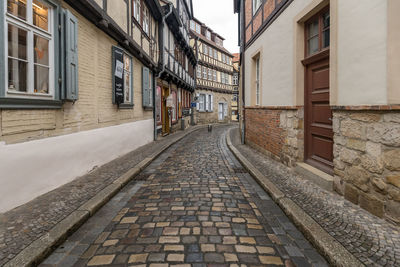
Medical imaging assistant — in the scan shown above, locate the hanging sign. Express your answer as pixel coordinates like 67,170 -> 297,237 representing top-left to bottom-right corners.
113,47 -> 124,104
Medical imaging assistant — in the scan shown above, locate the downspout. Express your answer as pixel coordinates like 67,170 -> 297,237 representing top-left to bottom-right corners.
154,3 -> 173,140
156,3 -> 173,80
240,0 -> 246,144
191,36 -> 200,126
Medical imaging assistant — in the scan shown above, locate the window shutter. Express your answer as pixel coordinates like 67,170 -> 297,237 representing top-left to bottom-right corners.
64,10 -> 79,101
196,93 -> 199,111
224,103 -> 228,117
210,94 -> 214,112
142,66 -> 150,107
205,94 -> 209,112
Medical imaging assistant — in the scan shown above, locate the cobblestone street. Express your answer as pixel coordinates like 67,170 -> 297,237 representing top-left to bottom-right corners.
40,126 -> 327,266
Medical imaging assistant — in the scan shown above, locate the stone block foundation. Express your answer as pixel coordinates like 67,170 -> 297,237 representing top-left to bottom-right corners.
333,110 -> 400,223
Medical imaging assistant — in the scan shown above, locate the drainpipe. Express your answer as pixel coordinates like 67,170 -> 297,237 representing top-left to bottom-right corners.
240,0 -> 246,145
154,3 -> 173,140
157,3 -> 173,80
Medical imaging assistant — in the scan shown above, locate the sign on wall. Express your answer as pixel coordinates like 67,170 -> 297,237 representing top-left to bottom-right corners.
113,47 -> 124,104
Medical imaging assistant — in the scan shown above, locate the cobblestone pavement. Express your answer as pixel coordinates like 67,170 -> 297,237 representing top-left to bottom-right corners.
0,128 -> 199,266
40,126 -> 328,266
229,128 -> 400,267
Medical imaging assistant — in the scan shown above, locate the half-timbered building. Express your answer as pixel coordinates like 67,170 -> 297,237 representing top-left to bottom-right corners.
0,0 -> 162,212
156,0 -> 196,135
190,18 -> 234,124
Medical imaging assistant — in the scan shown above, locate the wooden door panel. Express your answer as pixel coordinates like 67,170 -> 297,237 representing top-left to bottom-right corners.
311,135 -> 333,163
312,104 -> 332,124
305,56 -> 333,174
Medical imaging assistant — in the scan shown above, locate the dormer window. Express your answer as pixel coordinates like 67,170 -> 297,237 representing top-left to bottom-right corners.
195,23 -> 201,34
206,30 -> 211,40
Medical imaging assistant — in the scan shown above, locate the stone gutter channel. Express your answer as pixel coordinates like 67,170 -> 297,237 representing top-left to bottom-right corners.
225,128 -> 363,267
4,125 -> 209,267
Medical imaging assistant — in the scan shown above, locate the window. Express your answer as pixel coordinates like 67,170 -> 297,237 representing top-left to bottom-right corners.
133,0 -> 141,22
6,0 -> 53,96
233,94 -> 238,102
214,49 -> 217,59
203,66 -> 207,79
199,93 -> 206,111
208,68 -> 212,80
142,6 -> 149,35
255,57 -> 260,105
206,30 -> 211,40
306,9 -> 330,56
197,65 -> 201,78
195,23 -> 200,34
253,0 -> 262,15
203,44 -> 207,54
209,46 -> 212,57
221,72 -> 225,84
208,94 -> 212,111
233,74 -> 238,85
213,70 -> 217,81
190,20 -> 195,30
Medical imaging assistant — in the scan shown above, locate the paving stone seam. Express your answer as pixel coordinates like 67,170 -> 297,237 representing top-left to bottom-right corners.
225,128 -> 364,267
4,125 -> 208,267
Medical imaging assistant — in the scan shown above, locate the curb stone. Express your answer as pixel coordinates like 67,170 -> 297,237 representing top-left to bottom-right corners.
4,125 -> 206,267
225,128 -> 364,267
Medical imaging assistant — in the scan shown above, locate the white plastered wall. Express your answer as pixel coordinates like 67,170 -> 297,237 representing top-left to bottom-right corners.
244,0 -> 390,107
337,0 -> 387,105
0,119 -> 153,213
244,0 -> 314,107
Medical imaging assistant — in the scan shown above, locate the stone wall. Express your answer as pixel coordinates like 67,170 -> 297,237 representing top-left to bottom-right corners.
195,91 -> 232,124
244,107 -> 304,167
333,110 -> 400,223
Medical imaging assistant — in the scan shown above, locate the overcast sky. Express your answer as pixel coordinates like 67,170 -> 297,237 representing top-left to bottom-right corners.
192,0 -> 239,54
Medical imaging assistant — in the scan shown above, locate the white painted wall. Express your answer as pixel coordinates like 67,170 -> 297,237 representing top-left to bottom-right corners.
244,0 -> 313,107
337,0 -> 387,105
0,119 -> 154,213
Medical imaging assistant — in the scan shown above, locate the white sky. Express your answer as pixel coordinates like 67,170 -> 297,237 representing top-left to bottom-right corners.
192,0 -> 239,54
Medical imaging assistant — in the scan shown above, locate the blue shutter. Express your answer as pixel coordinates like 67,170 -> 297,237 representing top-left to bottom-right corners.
142,67 -> 150,107
64,10 -> 79,101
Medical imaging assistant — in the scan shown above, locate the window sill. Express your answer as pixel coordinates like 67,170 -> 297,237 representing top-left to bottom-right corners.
0,97 -> 63,109
118,103 -> 134,109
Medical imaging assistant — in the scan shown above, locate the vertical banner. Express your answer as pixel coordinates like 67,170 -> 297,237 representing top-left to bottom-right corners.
113,47 -> 124,104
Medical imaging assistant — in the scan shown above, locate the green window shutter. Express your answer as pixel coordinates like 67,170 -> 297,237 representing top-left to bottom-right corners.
142,66 -> 150,107
64,10 -> 79,101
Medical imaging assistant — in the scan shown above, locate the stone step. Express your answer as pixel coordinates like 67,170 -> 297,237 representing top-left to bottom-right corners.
295,163 -> 334,192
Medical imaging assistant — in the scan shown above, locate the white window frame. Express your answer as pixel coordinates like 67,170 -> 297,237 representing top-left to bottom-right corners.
143,6 -> 149,35
199,93 -> 206,112
195,23 -> 200,34
202,66 -> 207,79
213,70 -> 216,81
256,57 -> 260,105
233,74 -> 238,85
197,65 -> 201,78
4,0 -> 55,99
214,49 -> 217,59
190,20 -> 195,30
134,0 -> 141,22
206,30 -> 211,40
208,68 -> 212,80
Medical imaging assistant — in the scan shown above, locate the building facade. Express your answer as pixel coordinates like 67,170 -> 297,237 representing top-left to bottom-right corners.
235,0 -> 400,223
232,53 -> 240,121
156,0 -> 196,135
190,18 -> 234,124
0,0 -> 163,212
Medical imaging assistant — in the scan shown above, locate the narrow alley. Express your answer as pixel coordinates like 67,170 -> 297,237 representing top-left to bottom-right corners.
40,126 -> 328,266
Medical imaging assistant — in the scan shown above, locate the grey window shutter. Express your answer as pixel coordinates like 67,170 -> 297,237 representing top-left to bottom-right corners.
142,66 -> 150,107
64,10 -> 79,101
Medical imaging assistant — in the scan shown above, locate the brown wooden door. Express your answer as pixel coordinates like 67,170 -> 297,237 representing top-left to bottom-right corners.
162,87 -> 170,134
304,56 -> 333,174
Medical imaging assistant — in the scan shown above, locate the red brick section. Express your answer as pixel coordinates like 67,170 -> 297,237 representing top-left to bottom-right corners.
245,0 -> 252,27
264,0 -> 276,20
246,27 -> 252,43
244,108 -> 284,157
253,11 -> 262,33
